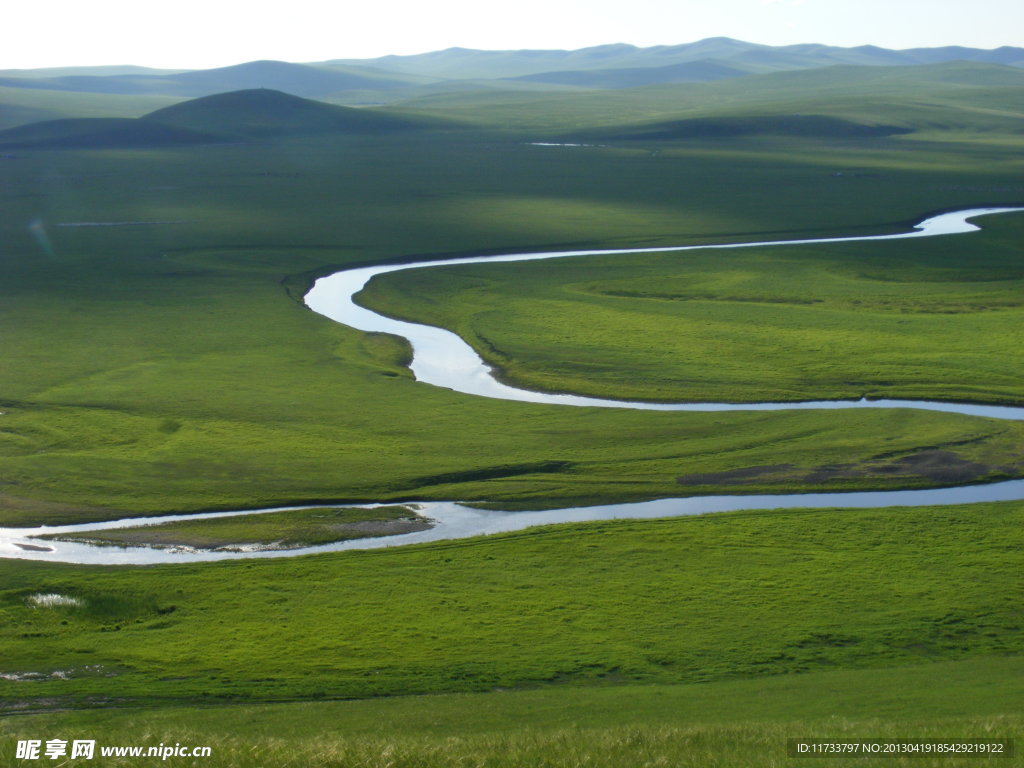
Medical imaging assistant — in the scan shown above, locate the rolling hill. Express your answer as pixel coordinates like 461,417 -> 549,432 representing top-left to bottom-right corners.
0,89 -> 454,149
1,38 -> 1021,116
388,61 -> 1024,137
142,88 -> 450,137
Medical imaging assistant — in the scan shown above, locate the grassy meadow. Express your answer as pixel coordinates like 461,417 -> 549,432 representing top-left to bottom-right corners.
2,127 -> 1023,520
357,210 -> 1024,405
1,65 -> 1023,765
3,657 -> 1021,766
2,500 -> 1023,763
392,61 -> 1024,137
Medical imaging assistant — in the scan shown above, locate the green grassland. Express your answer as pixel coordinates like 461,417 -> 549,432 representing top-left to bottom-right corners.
1,68 -> 1023,765
1,500 -> 1021,707
42,506 -> 425,550
393,61 -> 1024,136
1,129 -> 1024,521
357,211 -> 1024,405
3,657 -> 1021,766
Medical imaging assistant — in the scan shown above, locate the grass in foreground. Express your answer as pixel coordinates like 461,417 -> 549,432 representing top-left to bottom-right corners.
40,506 -> 426,550
1,499 -> 1021,706
1,657 -> 1020,766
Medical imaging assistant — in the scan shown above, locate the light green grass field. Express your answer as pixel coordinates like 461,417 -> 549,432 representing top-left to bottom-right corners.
357,212 -> 1024,405
2,656 -> 1021,766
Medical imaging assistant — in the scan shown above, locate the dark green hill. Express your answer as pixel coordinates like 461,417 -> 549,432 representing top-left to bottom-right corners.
0,89 -> 453,149
142,88 -> 447,138
0,117 -> 224,149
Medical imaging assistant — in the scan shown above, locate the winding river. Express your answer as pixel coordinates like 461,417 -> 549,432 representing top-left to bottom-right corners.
3,207 -> 1023,564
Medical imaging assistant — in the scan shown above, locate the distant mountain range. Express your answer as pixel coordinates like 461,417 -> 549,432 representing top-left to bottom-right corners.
1,38 -> 1022,145
333,38 -> 1024,82
1,38 -> 1021,107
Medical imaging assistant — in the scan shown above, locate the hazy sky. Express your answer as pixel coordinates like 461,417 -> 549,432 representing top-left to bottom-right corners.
6,0 -> 1023,70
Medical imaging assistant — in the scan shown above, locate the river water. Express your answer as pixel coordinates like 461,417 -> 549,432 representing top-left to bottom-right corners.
3,207 -> 1022,564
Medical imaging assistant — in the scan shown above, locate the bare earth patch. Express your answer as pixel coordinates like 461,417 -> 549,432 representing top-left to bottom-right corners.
677,450 -> 1022,488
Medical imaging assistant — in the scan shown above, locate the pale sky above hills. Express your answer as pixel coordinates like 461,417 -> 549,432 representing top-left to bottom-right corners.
7,0 -> 1023,70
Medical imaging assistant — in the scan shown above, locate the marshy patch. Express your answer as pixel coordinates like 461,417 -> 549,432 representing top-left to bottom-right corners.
803,450 -> 1010,485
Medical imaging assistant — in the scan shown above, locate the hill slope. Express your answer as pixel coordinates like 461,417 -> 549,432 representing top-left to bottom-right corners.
0,89 -> 454,148
0,117 -> 224,149
0,85 -> 184,131
142,88 -> 447,138
391,61 -> 1024,136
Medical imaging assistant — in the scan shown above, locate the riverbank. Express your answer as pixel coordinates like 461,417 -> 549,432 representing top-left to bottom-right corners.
313,207 -> 1024,410
36,505 -> 430,553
